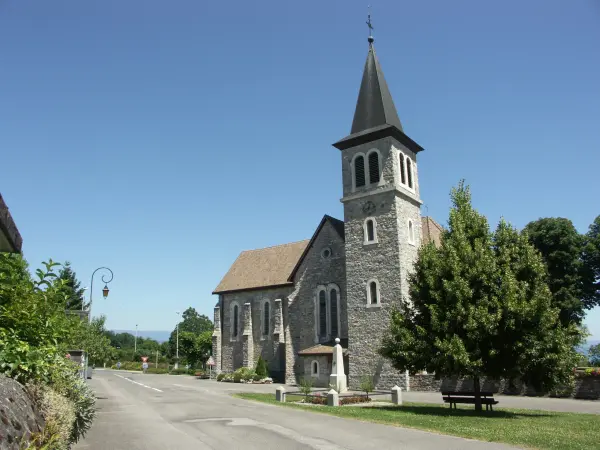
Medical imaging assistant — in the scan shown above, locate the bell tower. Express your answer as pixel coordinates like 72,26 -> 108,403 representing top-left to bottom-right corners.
333,28 -> 425,389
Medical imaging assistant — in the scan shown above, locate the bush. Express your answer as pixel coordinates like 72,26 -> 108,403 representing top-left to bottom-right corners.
169,368 -> 192,375
308,392 -> 326,405
255,356 -> 268,379
233,367 -> 256,383
299,377 -> 313,396
216,373 -> 225,381
28,383 -> 76,450
146,368 -> 169,374
340,395 -> 371,406
359,375 -> 375,399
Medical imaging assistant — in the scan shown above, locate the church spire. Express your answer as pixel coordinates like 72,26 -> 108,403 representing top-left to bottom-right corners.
333,18 -> 423,153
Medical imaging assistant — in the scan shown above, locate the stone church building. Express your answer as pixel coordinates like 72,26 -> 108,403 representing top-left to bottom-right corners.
211,35 -> 442,389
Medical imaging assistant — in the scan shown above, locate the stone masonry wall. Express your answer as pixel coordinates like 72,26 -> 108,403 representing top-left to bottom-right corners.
408,374 -> 600,400
341,137 -> 421,390
302,356 -> 331,388
286,220 -> 347,385
220,285 -> 293,379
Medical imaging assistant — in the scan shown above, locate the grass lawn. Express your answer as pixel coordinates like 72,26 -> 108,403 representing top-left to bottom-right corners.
234,393 -> 600,450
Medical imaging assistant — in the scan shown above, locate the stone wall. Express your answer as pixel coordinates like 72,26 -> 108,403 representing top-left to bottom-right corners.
302,356 -> 331,388
287,220 -> 347,385
219,285 -> 294,378
408,374 -> 600,399
0,375 -> 44,449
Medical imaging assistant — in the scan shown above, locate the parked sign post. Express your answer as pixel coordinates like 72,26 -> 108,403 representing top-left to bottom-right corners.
207,356 -> 215,379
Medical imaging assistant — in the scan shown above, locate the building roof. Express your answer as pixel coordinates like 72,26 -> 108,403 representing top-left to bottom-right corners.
298,344 -> 349,357
333,39 -> 423,154
421,216 -> 444,248
0,193 -> 23,253
287,215 -> 345,282
212,240 -> 309,294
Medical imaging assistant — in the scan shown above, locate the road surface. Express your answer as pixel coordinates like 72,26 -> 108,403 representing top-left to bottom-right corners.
75,370 -> 518,450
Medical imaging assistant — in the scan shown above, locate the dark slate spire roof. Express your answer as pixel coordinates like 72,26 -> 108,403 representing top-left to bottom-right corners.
350,41 -> 403,135
333,37 -> 423,153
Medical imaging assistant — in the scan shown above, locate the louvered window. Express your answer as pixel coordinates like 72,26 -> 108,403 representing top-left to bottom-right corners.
330,289 -> 338,337
366,219 -> 375,242
368,152 -> 380,183
399,153 -> 406,184
407,158 -> 413,188
354,156 -> 366,187
263,302 -> 270,336
233,305 -> 239,337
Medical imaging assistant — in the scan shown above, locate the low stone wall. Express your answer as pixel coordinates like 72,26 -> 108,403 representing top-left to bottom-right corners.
409,374 -> 600,400
0,375 -> 45,450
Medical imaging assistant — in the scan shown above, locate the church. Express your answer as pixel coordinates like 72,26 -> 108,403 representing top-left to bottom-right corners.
211,32 -> 442,389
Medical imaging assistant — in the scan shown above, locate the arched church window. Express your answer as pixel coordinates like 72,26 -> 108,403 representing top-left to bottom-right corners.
311,360 -> 319,376
399,153 -> 406,185
319,290 -> 327,338
330,288 -> 338,338
354,155 -> 366,188
364,218 -> 377,244
367,280 -> 380,305
263,301 -> 270,336
368,151 -> 380,184
233,304 -> 239,337
407,158 -> 413,189
408,219 -> 415,244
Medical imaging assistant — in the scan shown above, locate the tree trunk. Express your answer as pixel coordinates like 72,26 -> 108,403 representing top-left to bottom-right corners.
473,376 -> 482,412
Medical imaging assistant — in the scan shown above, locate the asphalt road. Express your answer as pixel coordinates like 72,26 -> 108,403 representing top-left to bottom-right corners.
75,370 -> 518,450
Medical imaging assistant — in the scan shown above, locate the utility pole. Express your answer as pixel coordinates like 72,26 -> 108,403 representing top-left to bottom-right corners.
134,324 -> 138,354
175,311 -> 181,369
156,349 -> 159,369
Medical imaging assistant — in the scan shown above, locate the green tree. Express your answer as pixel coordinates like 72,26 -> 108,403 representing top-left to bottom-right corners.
54,262 -> 87,310
255,356 -> 268,379
178,330 -> 212,368
523,218 -> 592,325
589,344 -> 600,366
168,307 -> 212,358
583,215 -> 600,307
67,316 -> 115,365
380,182 -> 581,411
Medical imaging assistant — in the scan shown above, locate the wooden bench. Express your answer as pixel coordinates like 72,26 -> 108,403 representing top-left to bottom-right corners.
442,391 -> 499,411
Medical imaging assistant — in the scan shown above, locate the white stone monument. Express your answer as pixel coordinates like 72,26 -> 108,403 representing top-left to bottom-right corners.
329,338 -> 347,393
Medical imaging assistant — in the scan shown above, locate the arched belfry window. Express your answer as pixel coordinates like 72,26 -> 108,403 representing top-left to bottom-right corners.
399,153 -> 406,184
232,304 -> 239,337
406,158 -> 413,189
408,219 -> 415,244
368,151 -> 380,184
354,155 -> 366,188
318,290 -> 327,338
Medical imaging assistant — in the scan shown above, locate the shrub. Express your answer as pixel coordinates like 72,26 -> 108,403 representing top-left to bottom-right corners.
28,383 -> 76,450
359,375 -> 375,399
216,373 -> 225,381
308,392 -> 326,405
255,356 -> 268,379
169,368 -> 191,375
146,368 -> 169,374
299,377 -> 313,396
233,367 -> 256,383
340,395 -> 371,406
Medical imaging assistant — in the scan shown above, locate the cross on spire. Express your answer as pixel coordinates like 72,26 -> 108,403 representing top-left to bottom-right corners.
366,6 -> 374,44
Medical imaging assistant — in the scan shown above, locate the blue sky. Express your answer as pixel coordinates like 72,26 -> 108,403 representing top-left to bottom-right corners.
1,0 -> 599,338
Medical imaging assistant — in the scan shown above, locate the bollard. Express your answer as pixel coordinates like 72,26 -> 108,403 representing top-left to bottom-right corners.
391,385 -> 403,405
276,386 -> 286,403
327,389 -> 339,407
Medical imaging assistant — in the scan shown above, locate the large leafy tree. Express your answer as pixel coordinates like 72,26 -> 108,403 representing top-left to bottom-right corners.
168,307 -> 212,358
380,182 -> 581,411
67,315 -> 115,365
583,215 -> 600,306
54,262 -> 87,310
589,343 -> 600,366
178,330 -> 212,368
523,218 -> 595,325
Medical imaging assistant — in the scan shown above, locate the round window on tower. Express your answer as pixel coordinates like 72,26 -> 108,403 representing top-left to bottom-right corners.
321,247 -> 332,259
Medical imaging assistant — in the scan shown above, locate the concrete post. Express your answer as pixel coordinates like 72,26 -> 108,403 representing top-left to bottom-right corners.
391,385 -> 403,405
329,338 -> 348,393
327,389 -> 339,407
276,386 -> 286,402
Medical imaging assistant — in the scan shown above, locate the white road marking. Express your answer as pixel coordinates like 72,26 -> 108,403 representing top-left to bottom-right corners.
114,374 -> 163,392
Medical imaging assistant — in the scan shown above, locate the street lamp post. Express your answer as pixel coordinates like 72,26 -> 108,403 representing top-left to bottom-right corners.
175,311 -> 181,369
82,266 -> 113,379
134,324 -> 138,354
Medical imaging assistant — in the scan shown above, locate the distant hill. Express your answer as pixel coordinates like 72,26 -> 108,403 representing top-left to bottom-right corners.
111,330 -> 171,343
